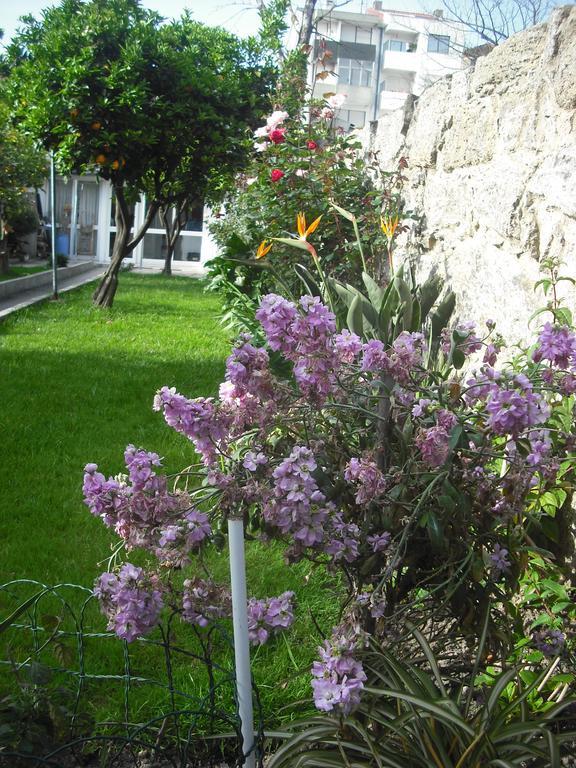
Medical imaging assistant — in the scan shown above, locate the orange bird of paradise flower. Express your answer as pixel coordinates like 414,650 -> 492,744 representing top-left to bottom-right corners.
380,213 -> 399,240
297,212 -> 323,241
255,240 -> 273,259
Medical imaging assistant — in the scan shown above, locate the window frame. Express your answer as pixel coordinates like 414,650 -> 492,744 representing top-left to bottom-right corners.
427,34 -> 450,53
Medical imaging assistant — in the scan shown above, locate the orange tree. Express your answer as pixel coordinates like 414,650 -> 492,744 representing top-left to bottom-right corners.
5,0 -> 275,306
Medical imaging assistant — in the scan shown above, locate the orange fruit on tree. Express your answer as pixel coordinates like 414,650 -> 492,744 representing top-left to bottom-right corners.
95,154 -> 107,164
91,121 -> 102,130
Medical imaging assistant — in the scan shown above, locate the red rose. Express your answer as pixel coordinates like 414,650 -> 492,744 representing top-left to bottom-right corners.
269,128 -> 286,144
307,140 -> 318,150
270,169 -> 284,182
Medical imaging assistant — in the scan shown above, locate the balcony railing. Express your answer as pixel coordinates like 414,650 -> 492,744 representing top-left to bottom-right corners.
381,50 -> 419,72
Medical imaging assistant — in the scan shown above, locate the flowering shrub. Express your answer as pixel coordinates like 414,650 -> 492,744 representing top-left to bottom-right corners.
84,255 -> 576,718
207,100 -> 409,331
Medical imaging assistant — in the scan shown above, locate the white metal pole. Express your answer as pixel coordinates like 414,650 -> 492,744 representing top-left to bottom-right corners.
50,151 -> 58,298
227,516 -> 255,768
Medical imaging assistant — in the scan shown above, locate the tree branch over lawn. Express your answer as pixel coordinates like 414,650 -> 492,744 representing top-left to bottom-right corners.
5,0 -> 276,307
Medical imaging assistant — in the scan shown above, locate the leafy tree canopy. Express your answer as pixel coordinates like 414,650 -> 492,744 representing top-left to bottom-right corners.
4,0 -> 276,304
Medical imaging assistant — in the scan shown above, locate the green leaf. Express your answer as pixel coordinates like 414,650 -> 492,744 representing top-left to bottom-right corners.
329,201 -> 356,222
362,271 -> 386,312
347,294 -> 364,337
272,237 -> 312,252
452,348 -> 466,369
418,275 -> 443,320
430,291 -> 456,342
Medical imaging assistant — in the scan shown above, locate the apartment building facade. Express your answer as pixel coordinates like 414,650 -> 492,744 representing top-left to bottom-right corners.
308,4 -> 466,128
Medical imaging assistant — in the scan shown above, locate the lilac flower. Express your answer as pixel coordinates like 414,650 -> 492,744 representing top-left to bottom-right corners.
83,454 -> 185,551
311,627 -> 367,714
344,457 -> 387,504
255,294 -> 299,355
156,509 -> 211,566
526,430 -> 552,467
367,532 -> 391,553
264,446 -> 329,552
182,578 -> 231,627
225,335 -> 272,401
388,332 -> 425,383
486,376 -> 550,436
94,564 -> 163,643
153,386 -> 231,465
489,543 -> 511,576
532,628 -> 565,657
361,339 -> 388,372
436,409 -> 458,432
412,399 -> 432,417
334,330 -> 363,364
533,323 -> 576,369
483,343 -> 499,366
416,425 -> 451,467
247,591 -> 295,645
243,451 -> 268,471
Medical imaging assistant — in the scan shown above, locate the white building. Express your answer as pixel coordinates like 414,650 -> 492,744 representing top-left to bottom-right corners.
37,175 -> 216,273
307,4 -> 467,126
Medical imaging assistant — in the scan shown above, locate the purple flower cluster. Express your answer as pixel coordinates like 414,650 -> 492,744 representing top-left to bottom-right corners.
153,387 -> 230,465
256,294 -> 337,400
366,532 -> 391,553
311,628 -> 367,714
333,330 -> 363,364
264,446 -> 329,550
344,457 -> 387,504
182,578 -> 232,627
157,509 -> 211,567
225,334 -> 273,400
83,449 -> 184,551
415,409 -> 458,469
361,332 -> 424,384
264,446 -> 360,563
247,591 -> 295,645
489,543 -> 511,576
94,564 -> 163,642
486,375 -> 550,436
532,628 -> 565,657
533,323 -> 576,369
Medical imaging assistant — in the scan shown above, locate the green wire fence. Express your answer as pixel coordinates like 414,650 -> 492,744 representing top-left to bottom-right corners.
0,580 -> 267,767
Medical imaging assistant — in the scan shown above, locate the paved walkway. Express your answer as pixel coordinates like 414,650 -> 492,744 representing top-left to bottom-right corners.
0,266 -> 105,319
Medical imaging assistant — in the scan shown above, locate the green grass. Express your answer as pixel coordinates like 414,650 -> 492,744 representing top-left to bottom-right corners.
0,273 -> 338,734
0,265 -> 49,281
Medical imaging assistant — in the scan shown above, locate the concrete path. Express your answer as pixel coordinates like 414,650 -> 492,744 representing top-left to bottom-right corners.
0,265 -> 105,320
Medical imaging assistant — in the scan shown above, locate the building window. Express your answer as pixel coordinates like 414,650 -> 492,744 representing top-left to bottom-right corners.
428,34 -> 450,53
335,109 -> 366,130
340,24 -> 373,44
338,57 -> 372,87
385,40 -> 406,52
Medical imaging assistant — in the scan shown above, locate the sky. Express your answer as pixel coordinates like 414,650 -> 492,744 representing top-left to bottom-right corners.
1,0 -> 427,45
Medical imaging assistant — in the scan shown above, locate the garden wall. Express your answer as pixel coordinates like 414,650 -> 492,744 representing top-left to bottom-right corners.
362,5 -> 576,344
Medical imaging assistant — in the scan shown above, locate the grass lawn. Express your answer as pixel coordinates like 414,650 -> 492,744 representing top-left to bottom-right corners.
0,265 -> 49,282
0,273 -> 338,736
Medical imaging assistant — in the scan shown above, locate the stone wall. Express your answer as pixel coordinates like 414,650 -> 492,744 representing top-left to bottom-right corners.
362,5 -> 576,345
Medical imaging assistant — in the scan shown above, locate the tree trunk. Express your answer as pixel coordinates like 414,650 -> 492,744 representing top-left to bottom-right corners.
92,184 -> 159,307
297,0 -> 318,46
161,202 -> 187,277
92,216 -> 130,307
93,184 -> 132,307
